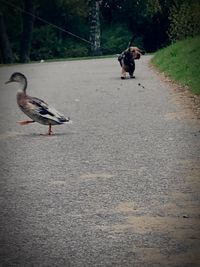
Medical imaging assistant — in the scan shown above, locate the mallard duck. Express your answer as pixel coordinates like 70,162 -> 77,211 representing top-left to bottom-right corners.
5,72 -> 70,135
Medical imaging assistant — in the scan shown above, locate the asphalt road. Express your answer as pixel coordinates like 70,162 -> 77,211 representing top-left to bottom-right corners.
0,56 -> 200,267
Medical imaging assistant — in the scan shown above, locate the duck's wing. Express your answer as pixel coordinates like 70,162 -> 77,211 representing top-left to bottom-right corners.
27,96 -> 68,123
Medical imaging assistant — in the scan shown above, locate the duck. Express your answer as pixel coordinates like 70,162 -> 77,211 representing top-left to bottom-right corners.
5,72 -> 71,135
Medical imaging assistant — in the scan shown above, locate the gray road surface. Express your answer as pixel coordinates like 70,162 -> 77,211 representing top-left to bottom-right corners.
0,56 -> 200,267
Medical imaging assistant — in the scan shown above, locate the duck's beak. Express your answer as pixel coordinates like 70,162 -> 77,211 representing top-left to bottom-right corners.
5,79 -> 11,84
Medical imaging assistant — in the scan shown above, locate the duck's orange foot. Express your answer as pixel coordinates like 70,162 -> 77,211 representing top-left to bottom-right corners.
17,120 -> 35,125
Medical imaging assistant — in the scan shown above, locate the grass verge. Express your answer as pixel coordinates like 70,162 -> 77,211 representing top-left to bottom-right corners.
151,36 -> 200,95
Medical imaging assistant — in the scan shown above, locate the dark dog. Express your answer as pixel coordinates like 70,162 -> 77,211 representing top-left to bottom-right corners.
118,46 -> 145,79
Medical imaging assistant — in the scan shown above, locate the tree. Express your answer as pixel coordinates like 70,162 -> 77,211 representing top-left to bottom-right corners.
19,0 -> 35,63
88,0 -> 102,55
100,0 -> 179,52
0,12 -> 13,63
168,0 -> 200,41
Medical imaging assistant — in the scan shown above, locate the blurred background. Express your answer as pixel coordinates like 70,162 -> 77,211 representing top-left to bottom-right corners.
0,0 -> 199,63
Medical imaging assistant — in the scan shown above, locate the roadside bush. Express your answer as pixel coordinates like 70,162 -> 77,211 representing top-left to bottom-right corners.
101,24 -> 133,54
30,25 -> 89,60
169,0 -> 200,41
31,26 -> 59,60
62,39 -> 89,57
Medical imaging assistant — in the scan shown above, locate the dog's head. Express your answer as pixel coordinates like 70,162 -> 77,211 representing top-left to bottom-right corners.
127,46 -> 145,60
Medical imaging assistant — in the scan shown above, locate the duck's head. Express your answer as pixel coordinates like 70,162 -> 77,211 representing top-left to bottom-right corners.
5,72 -> 27,84
5,72 -> 27,92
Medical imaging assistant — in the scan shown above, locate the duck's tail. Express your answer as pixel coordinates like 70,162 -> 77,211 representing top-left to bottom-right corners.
62,117 -> 72,124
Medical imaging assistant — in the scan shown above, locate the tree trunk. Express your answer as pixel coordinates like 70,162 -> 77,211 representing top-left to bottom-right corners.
88,0 -> 102,56
19,0 -> 35,63
0,13 -> 13,64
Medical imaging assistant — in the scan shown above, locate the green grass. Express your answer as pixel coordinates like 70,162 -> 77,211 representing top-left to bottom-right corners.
151,36 -> 200,95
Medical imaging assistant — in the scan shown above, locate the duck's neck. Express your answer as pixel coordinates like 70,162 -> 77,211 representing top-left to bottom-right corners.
17,77 -> 27,94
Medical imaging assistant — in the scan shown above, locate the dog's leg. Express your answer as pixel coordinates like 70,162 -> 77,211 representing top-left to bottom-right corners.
121,65 -> 126,79
129,62 -> 135,78
129,70 -> 135,78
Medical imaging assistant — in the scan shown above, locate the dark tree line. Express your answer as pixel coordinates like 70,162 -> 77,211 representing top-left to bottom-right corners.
0,0 -> 199,64
0,12 -> 13,63
20,0 -> 35,63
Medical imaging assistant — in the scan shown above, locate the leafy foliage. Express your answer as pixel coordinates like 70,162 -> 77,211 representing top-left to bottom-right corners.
168,0 -> 200,41
101,0 -> 172,52
1,0 -> 199,62
30,26 -> 61,60
101,24 -> 132,54
30,25 -> 88,60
